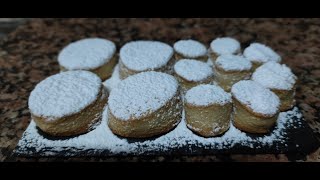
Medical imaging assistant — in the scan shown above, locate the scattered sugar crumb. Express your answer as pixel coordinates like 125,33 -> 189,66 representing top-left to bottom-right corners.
103,64 -> 121,93
207,58 -> 214,67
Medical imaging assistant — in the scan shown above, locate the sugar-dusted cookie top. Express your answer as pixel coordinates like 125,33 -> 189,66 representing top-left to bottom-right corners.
29,71 -> 102,121
58,38 -> 116,70
215,54 -> 252,72
174,59 -> 214,82
243,43 -> 281,63
231,80 -> 280,116
185,84 -> 232,107
108,71 -> 178,121
210,37 -> 240,55
174,39 -> 207,58
252,61 -> 297,90
120,40 -> 173,71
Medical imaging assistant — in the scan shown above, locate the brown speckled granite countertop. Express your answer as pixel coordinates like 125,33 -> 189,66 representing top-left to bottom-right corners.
1,18 -> 319,162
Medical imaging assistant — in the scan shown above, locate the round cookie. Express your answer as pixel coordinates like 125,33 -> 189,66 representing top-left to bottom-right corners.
28,71 -> 108,136
185,84 -> 232,137
173,59 -> 214,92
231,80 -> 280,134
209,37 -> 241,62
173,39 -> 207,61
214,54 -> 252,91
243,42 -> 281,70
119,40 -> 174,79
251,61 -> 297,111
58,38 -> 117,80
108,71 -> 183,138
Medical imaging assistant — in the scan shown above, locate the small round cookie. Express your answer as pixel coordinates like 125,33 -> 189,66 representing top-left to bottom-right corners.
214,54 -> 252,92
108,71 -> 182,138
58,38 -> 117,81
209,37 -> 241,62
251,61 -> 297,111
173,39 -> 207,61
28,71 -> 108,137
185,84 -> 232,137
119,40 -> 174,79
173,59 -> 214,92
243,42 -> 281,70
231,80 -> 280,134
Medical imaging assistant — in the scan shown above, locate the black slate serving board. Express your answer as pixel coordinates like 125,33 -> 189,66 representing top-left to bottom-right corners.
13,107 -> 320,158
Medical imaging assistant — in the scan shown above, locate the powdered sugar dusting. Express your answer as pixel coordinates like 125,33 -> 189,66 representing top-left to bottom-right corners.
215,54 -> 252,71
231,80 -> 280,116
28,71 -> 101,121
120,41 -> 173,71
15,107 -> 303,156
108,71 -> 178,121
58,38 -> 116,70
103,64 -> 121,93
210,37 -> 240,55
185,84 -> 231,106
174,39 -> 207,58
174,59 -> 214,82
252,61 -> 297,90
243,43 -> 281,63
207,57 -> 214,67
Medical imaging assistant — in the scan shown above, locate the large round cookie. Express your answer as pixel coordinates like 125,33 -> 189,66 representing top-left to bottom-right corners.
252,61 -> 297,111
214,54 -> 252,91
28,70 -> 108,136
209,37 -> 241,62
119,40 -> 174,79
243,42 -> 281,70
231,80 -> 280,134
58,38 -> 117,80
173,39 -> 207,61
185,84 -> 232,137
108,71 -> 182,138
173,59 -> 214,92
